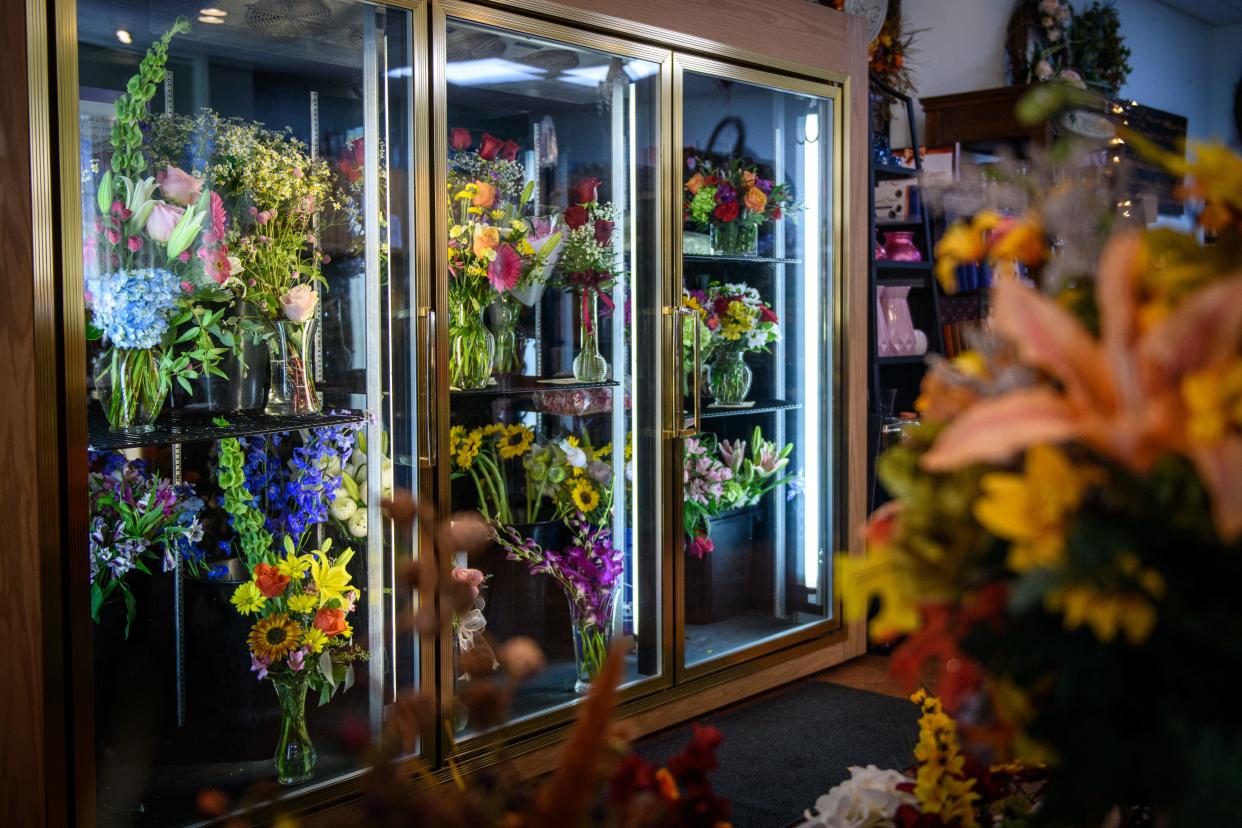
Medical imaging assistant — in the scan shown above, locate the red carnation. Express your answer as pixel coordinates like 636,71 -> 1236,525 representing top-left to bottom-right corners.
571,177 -> 601,205
450,127 -> 472,151
593,219 -> 614,245
501,139 -> 520,161
714,201 -> 739,222
563,204 -> 589,230
478,132 -> 504,161
772,206 -> 782,220
705,175 -> 719,186
759,305 -> 778,324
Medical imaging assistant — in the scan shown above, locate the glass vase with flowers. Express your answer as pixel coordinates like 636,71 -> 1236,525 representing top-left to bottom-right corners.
684,154 -> 795,257
557,177 -> 622,383
447,129 -> 562,388
683,282 -> 780,405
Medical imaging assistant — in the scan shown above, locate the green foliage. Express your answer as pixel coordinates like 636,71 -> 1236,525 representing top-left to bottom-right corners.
216,437 -> 273,568
1074,1 -> 1132,95
108,17 -> 191,185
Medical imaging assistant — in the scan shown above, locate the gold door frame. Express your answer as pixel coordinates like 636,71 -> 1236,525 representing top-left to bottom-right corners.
429,0 -> 678,764
670,53 -> 848,685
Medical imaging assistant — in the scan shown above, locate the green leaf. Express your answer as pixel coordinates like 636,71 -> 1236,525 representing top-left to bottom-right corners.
212,415 -> 231,427
284,535 -> 296,556
174,327 -> 198,343
176,375 -> 193,394
97,171 -> 113,215
91,583 -> 104,621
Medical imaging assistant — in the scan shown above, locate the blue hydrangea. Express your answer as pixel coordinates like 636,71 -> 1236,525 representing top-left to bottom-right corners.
89,267 -> 182,349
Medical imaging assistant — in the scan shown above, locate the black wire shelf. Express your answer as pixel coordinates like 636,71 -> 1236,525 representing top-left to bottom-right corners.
877,355 -> 928,366
87,406 -> 366,451
874,260 -> 932,271
450,374 -> 620,398
684,254 -> 802,265
871,161 -> 919,178
695,398 -> 801,420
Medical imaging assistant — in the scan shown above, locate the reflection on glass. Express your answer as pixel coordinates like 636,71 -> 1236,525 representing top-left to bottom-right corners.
77,4 -> 416,824
680,70 -> 834,667
443,20 -> 661,727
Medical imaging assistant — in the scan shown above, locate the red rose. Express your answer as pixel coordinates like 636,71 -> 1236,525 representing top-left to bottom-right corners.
714,202 -> 739,222
705,175 -> 719,186
501,139 -> 520,161
593,219 -> 614,245
450,128 -> 472,151
772,206 -> 782,220
759,305 -> 778,324
570,177 -> 601,205
713,297 -> 730,317
479,132 -> 504,161
313,608 -> 349,637
563,204 -> 589,230
253,564 -> 289,599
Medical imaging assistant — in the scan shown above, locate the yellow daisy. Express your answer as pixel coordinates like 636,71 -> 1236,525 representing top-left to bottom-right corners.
287,592 -> 316,614
231,581 -> 266,615
276,547 -> 313,580
301,626 -> 329,654
571,481 -> 600,514
497,424 -> 535,459
248,613 -> 303,662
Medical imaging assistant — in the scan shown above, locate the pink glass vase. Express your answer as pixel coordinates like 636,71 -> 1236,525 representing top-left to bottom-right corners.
883,231 -> 922,262
878,286 -> 919,356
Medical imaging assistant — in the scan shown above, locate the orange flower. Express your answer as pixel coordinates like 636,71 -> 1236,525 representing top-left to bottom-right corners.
472,224 -> 500,258
313,607 -> 349,637
654,767 -> 680,800
472,180 -> 496,210
922,232 -> 1242,540
743,186 -> 768,213
685,173 -> 705,195
253,564 -> 290,599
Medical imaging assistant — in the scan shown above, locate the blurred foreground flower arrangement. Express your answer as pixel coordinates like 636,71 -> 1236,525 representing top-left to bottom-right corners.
841,89 -> 1242,826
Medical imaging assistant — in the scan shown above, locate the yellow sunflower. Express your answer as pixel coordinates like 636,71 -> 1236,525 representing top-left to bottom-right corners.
449,425 -> 465,458
482,423 -> 506,437
571,480 -> 601,514
248,613 -> 303,661
456,429 -> 482,469
497,424 -> 535,459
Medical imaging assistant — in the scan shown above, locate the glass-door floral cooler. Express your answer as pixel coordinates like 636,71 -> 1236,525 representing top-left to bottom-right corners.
44,0 -> 859,823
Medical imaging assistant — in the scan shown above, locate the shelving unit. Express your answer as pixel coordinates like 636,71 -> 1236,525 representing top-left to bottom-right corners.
87,408 -> 366,451
867,73 -> 945,511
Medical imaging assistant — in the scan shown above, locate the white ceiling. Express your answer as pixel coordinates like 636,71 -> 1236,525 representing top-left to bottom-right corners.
1158,0 -> 1242,25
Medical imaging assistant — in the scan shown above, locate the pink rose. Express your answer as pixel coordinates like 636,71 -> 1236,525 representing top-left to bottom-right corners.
501,140 -> 520,161
450,128 -> 472,151
145,202 -> 184,243
126,236 -> 143,253
156,166 -> 203,206
451,566 -> 486,600
280,283 -> 319,322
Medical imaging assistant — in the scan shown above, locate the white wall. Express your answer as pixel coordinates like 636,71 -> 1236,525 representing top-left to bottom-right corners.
894,0 -> 1241,145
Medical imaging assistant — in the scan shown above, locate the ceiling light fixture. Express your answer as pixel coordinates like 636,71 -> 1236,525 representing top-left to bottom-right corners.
200,7 -> 228,15
115,29 -> 132,44
197,15 -> 225,24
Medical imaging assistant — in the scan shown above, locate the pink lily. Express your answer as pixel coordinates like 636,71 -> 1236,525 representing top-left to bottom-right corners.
922,232 -> 1242,540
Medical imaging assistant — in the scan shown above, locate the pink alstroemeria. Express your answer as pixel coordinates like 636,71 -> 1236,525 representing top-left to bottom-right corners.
488,244 -> 522,293
922,232 -> 1242,540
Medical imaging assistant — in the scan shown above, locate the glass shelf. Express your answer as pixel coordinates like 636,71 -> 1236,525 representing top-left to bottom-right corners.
449,375 -> 620,397
872,161 -> 919,178
875,260 -> 931,271
875,275 -> 930,287
697,399 -> 801,419
877,355 -> 928,365
684,254 -> 803,265
87,407 -> 366,451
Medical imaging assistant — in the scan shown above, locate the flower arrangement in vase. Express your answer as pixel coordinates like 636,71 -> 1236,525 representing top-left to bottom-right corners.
683,154 -> 794,257
556,177 -> 621,383
683,282 -> 780,405
495,517 -> 624,694
682,428 -> 800,558
84,18 -> 246,431
449,422 -> 538,525
217,425 -> 367,785
88,451 -> 206,633
150,109 -> 344,415
447,129 -> 562,388
839,91 -> 1242,825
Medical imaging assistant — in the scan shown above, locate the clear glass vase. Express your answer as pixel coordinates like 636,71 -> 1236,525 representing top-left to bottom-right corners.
450,301 -> 495,389
265,319 -> 321,416
273,675 -> 316,785
707,347 -> 753,405
709,222 -> 759,257
95,346 -> 167,433
573,290 -> 608,383
489,293 -> 522,373
568,594 -> 615,695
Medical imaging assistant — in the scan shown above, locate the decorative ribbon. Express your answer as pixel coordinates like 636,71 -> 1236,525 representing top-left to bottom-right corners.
456,607 -> 488,653
565,269 -> 615,334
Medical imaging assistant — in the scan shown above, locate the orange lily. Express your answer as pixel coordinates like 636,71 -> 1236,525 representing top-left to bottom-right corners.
922,231 -> 1242,540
